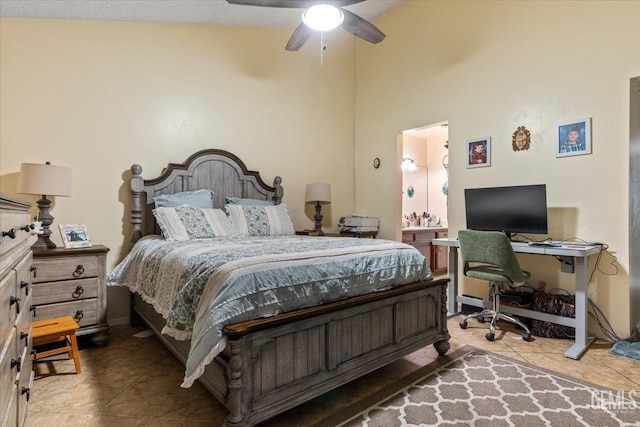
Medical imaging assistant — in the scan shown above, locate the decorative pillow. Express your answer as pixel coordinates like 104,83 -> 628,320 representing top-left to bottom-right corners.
225,197 -> 274,206
153,206 -> 235,241
154,190 -> 214,209
226,204 -> 294,237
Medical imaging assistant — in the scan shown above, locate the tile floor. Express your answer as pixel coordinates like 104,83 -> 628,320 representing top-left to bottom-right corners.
26,315 -> 639,427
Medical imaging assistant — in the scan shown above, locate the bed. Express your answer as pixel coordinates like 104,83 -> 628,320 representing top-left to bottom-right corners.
116,149 -> 450,426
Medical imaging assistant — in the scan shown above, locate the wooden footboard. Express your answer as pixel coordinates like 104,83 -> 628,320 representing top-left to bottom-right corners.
132,277 -> 450,426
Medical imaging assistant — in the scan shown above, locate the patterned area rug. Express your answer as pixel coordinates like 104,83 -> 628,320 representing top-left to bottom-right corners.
315,346 -> 638,427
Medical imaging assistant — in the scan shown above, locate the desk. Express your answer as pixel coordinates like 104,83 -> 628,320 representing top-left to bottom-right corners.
433,238 -> 600,359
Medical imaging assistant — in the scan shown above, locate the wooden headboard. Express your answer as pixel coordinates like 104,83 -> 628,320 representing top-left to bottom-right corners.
130,149 -> 283,245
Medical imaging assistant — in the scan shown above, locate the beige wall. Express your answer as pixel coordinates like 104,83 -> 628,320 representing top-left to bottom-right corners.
0,19 -> 356,324
354,0 -> 640,336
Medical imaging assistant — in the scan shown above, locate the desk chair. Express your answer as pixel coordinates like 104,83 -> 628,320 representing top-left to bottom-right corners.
458,230 -> 532,342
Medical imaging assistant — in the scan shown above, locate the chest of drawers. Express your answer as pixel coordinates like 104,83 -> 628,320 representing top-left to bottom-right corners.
0,194 -> 34,427
31,245 -> 110,345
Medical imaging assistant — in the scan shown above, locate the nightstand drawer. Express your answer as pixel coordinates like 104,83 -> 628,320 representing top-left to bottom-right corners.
32,299 -> 97,328
32,278 -> 98,305
32,256 -> 98,283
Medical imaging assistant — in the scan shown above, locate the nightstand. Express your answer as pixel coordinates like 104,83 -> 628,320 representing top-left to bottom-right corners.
31,245 -> 110,345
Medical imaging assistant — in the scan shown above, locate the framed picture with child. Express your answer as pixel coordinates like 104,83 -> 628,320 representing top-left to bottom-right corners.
466,137 -> 491,169
59,224 -> 92,248
555,118 -> 591,158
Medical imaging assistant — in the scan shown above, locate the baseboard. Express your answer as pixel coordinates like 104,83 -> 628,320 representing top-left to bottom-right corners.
107,316 -> 130,327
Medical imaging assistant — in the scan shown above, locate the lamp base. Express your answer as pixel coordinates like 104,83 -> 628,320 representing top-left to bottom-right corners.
32,196 -> 57,250
31,236 -> 57,250
314,202 -> 324,236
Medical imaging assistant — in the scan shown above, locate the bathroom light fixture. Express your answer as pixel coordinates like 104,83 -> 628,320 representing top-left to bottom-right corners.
402,158 -> 418,171
302,4 -> 344,31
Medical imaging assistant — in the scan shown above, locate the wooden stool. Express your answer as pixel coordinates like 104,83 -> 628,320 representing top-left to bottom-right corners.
32,316 -> 82,374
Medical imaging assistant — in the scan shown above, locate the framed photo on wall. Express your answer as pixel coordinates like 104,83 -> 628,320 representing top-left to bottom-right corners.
466,137 -> 491,168
59,224 -> 92,248
555,118 -> 591,157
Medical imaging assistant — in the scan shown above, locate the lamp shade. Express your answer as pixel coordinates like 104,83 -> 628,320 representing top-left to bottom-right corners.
305,182 -> 331,205
17,162 -> 72,197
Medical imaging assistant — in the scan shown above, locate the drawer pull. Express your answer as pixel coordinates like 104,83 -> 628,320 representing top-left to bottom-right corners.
72,285 -> 85,298
20,280 -> 30,295
73,264 -> 85,277
21,386 -> 31,402
20,224 -> 33,232
74,310 -> 84,322
20,331 -> 29,343
30,265 -> 37,278
10,295 -> 20,313
11,358 -> 21,372
2,228 -> 16,239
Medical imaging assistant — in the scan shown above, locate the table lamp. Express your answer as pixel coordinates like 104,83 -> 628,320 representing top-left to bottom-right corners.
305,182 -> 331,236
17,162 -> 72,249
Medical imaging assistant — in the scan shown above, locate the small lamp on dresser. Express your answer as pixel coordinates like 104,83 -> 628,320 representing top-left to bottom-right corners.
305,182 -> 331,236
17,161 -> 72,250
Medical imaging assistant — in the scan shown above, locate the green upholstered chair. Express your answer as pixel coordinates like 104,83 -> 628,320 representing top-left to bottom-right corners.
458,229 -> 533,342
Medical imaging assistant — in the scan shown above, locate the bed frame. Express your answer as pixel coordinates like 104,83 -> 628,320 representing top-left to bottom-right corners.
128,149 -> 450,426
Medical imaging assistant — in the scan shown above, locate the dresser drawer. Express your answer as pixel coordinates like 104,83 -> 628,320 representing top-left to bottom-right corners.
0,331 -> 18,420
0,271 -> 17,346
413,230 -> 435,244
32,278 -> 98,305
0,211 -> 31,259
32,256 -> 98,283
1,383 -> 17,427
17,371 -> 33,427
32,299 -> 97,328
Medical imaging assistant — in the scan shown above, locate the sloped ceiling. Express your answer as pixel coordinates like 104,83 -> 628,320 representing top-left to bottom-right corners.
0,0 -> 404,28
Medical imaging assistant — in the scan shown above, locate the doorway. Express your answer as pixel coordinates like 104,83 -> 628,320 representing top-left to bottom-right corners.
630,76 -> 639,336
401,121 -> 449,227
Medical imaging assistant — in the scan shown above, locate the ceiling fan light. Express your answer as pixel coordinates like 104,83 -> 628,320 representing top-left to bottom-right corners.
302,4 -> 344,31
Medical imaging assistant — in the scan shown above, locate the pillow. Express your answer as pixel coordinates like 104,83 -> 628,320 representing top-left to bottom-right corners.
226,204 -> 294,237
153,206 -> 235,241
154,189 -> 214,209
225,197 -> 273,206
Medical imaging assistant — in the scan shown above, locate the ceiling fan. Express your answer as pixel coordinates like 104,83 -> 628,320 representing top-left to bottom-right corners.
226,0 -> 386,51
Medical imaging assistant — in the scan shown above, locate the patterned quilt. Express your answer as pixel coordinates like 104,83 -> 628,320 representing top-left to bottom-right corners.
107,235 -> 432,387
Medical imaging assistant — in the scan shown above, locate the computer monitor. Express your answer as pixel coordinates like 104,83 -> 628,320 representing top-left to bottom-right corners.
464,184 -> 548,239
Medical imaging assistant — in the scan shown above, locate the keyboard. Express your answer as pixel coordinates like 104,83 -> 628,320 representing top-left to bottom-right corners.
527,241 -> 561,247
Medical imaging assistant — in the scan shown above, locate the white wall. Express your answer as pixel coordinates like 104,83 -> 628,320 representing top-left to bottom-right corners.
0,19 -> 356,324
354,0 -> 640,336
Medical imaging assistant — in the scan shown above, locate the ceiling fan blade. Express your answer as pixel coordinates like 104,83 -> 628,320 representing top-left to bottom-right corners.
285,23 -> 314,51
227,0 -> 309,7
340,8 -> 386,44
226,0 -> 364,8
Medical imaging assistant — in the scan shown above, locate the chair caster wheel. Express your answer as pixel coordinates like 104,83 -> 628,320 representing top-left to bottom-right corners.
485,333 -> 495,341
459,322 -> 468,329
523,333 -> 532,342
477,317 -> 486,323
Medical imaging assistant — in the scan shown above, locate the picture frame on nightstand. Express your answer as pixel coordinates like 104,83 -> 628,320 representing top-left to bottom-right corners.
59,223 -> 92,248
